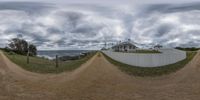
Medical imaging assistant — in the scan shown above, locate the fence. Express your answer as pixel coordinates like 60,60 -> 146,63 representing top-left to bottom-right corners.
102,49 -> 186,67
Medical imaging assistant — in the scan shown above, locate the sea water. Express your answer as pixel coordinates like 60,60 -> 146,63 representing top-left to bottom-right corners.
37,50 -> 90,59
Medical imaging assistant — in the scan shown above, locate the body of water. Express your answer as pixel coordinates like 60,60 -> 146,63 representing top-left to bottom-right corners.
37,50 -> 91,59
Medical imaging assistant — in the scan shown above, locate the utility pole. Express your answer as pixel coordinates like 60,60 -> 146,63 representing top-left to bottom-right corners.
104,42 -> 107,49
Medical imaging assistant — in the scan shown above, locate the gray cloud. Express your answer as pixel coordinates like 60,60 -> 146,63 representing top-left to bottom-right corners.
0,2 -> 55,15
0,2 -> 200,50
155,24 -> 174,37
47,27 -> 64,34
142,3 -> 200,14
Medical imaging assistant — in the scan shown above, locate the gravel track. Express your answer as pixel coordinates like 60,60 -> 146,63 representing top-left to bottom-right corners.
0,51 -> 200,100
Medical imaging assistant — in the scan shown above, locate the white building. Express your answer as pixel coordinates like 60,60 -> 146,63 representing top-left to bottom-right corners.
111,41 -> 137,52
154,44 -> 163,50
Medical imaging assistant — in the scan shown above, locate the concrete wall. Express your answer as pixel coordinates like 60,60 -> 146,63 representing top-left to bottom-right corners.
103,49 -> 186,67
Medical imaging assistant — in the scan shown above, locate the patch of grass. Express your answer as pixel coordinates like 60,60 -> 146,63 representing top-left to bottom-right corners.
97,52 -> 101,57
4,51 -> 96,74
176,47 -> 200,51
103,51 -> 196,77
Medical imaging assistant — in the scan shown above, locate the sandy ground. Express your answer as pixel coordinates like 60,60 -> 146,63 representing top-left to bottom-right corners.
0,51 -> 200,100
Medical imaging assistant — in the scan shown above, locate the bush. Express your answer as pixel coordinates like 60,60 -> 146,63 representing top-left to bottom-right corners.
8,51 -> 15,55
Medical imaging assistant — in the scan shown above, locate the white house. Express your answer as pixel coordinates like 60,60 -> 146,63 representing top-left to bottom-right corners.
111,41 -> 137,52
154,44 -> 163,50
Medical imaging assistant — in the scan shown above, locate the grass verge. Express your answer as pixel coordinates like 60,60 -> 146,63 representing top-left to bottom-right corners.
103,51 -> 197,77
4,51 -> 96,74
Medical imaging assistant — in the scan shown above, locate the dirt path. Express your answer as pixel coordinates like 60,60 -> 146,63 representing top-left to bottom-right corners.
0,51 -> 200,100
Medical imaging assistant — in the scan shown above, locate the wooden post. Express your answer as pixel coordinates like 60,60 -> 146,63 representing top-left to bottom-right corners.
56,55 -> 58,68
27,52 -> 29,64
27,43 -> 29,64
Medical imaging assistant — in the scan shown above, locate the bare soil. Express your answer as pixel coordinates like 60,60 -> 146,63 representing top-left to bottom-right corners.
0,51 -> 200,100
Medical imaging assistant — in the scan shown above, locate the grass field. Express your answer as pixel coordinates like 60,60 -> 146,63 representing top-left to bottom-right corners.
103,51 -> 197,77
4,51 -> 96,73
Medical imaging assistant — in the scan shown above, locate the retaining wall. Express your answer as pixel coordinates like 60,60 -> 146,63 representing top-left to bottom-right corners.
103,49 -> 186,67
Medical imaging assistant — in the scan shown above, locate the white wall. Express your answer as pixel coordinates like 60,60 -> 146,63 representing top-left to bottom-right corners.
103,49 -> 186,67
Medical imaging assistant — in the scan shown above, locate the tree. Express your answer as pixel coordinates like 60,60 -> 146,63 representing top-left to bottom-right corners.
7,38 -> 37,56
29,44 -> 37,56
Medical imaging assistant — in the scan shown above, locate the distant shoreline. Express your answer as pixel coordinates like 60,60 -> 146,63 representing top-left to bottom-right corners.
37,50 -> 94,60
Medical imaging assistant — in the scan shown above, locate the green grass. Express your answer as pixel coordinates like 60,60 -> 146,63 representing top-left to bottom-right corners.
103,51 -> 196,77
176,47 -> 200,51
4,51 -> 96,74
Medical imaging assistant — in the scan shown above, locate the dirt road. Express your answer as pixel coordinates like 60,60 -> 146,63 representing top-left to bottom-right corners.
0,51 -> 200,100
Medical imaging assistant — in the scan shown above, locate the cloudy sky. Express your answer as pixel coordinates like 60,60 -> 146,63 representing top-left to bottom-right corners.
0,0 -> 200,50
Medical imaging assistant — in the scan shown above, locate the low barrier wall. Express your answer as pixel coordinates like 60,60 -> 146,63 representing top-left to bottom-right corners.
103,49 -> 186,67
